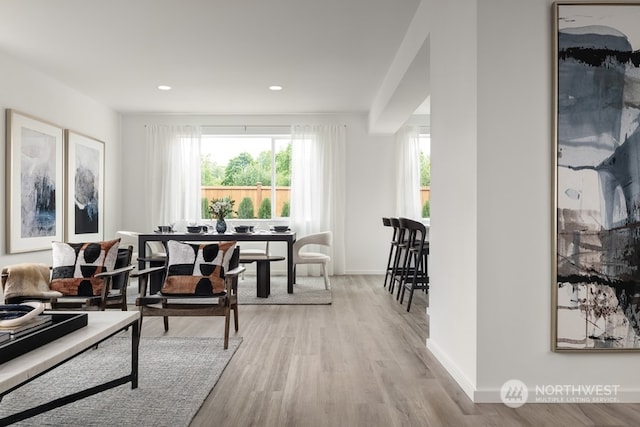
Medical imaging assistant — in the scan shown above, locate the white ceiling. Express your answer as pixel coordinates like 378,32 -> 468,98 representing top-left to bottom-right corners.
0,0 -> 422,115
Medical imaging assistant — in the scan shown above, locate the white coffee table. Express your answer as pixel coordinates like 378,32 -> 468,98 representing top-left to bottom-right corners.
0,310 -> 139,425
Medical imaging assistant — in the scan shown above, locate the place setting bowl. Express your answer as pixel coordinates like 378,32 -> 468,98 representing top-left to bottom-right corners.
156,225 -> 173,233
187,225 -> 207,234
233,226 -> 251,234
271,225 -> 290,232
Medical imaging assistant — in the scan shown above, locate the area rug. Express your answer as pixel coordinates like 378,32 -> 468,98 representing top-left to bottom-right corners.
125,276 -> 332,305
0,336 -> 242,426
237,275 -> 332,305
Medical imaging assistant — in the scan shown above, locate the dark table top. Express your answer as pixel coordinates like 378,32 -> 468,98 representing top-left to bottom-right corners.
139,231 -> 296,242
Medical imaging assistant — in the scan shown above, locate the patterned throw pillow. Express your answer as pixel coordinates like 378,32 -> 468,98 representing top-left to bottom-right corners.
50,239 -> 121,296
161,240 -> 237,296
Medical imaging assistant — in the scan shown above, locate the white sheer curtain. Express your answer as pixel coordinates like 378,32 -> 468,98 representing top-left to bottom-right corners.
145,125 -> 202,228
290,124 -> 346,275
395,125 -> 422,219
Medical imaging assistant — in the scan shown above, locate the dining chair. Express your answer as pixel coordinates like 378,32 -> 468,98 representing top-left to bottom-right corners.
115,230 -> 168,262
292,231 -> 332,290
116,230 -> 168,294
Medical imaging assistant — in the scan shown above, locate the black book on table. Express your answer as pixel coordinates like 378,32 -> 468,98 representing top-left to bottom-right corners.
0,332 -> 10,344
0,315 -> 53,339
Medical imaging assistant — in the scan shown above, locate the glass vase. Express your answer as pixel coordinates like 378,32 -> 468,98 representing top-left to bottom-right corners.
216,218 -> 227,234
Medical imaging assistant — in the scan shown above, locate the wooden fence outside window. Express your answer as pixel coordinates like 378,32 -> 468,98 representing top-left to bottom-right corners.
201,185 -> 430,218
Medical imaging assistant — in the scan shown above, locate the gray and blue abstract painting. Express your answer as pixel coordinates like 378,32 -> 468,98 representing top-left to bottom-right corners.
557,19 -> 640,349
20,127 -> 57,238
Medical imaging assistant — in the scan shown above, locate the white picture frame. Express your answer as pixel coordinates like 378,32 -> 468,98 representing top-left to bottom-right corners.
5,109 -> 64,253
65,130 -> 105,243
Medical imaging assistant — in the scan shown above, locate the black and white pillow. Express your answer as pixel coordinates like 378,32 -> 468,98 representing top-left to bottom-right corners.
161,240 -> 236,296
50,239 -> 120,296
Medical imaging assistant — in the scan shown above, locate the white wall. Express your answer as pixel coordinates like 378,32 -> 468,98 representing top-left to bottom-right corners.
427,0 -> 640,403
426,0 -> 479,399
119,113 -> 396,275
11,0 -> 634,404
0,51 -> 121,268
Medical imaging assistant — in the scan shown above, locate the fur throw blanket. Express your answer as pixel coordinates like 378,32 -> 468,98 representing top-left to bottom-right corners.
2,263 -> 63,301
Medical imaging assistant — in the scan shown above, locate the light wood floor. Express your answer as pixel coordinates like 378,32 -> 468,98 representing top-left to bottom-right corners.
138,275 -> 640,427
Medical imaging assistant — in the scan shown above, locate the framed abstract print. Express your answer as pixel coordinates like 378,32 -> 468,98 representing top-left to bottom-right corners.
64,130 -> 105,243
554,3 -> 640,351
5,109 -> 64,253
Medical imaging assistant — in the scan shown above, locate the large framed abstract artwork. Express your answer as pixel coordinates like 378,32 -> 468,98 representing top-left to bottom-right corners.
554,3 -> 640,351
6,109 -> 64,253
5,110 -> 64,253
64,130 -> 104,243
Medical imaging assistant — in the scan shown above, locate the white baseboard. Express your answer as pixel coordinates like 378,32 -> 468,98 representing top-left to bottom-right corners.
343,270 -> 386,275
425,338 -> 476,401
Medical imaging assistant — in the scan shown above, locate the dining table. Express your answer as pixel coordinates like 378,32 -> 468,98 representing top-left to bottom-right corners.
137,230 -> 297,294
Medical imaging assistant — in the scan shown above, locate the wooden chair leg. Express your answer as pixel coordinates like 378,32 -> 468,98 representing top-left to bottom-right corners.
224,309 -> 230,350
233,304 -> 239,332
137,314 -> 144,336
162,298 -> 169,331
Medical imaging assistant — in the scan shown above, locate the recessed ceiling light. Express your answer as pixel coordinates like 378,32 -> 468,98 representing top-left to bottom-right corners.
157,85 -> 172,91
269,85 -> 283,91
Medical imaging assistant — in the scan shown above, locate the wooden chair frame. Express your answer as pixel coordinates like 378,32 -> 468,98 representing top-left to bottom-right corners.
134,247 -> 245,349
1,245 -> 135,311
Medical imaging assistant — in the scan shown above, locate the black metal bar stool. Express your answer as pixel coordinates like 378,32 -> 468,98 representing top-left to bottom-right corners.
397,217 -> 429,311
382,217 -> 399,289
389,217 -> 410,295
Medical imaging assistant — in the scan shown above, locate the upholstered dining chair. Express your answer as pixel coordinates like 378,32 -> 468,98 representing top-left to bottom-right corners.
292,231 -> 332,290
134,240 -> 245,349
115,230 -> 167,261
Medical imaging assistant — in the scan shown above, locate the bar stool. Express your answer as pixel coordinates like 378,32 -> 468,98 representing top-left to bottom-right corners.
389,217 -> 410,295
397,217 -> 429,311
382,217 -> 399,289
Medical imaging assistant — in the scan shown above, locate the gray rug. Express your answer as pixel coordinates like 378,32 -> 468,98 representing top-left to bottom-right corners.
126,275 -> 332,305
0,336 -> 242,426
237,275 -> 332,305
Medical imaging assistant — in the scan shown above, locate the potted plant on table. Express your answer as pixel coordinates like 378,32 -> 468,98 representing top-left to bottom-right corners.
209,197 -> 236,233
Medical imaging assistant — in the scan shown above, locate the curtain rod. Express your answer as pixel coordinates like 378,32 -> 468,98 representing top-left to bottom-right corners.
144,124 -> 290,128
201,125 -> 290,128
202,125 -> 348,129
145,124 -> 348,128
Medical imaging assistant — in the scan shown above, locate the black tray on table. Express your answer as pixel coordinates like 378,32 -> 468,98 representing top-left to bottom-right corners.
0,313 -> 88,364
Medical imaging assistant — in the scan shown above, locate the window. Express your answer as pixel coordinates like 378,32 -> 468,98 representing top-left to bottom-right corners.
200,133 -> 291,220
419,133 -> 431,218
